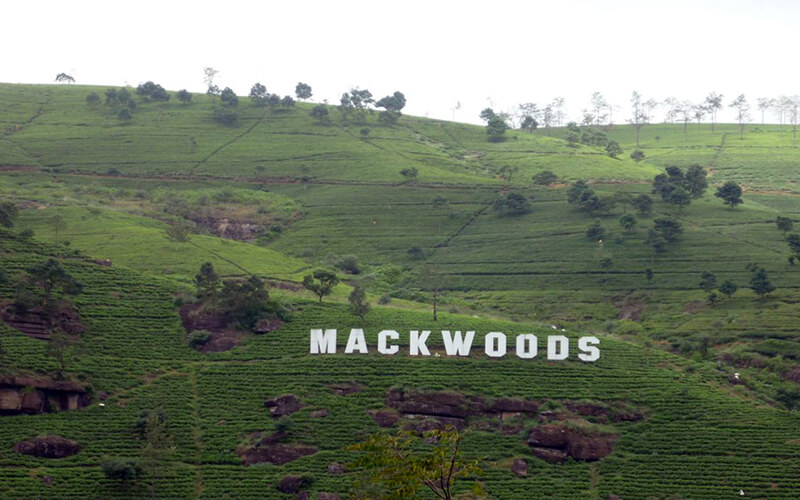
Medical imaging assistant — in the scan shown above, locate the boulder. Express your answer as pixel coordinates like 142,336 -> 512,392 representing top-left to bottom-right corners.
527,425 -> 569,448
254,318 -> 284,334
277,475 -> 308,494
13,435 -> 80,459
238,442 -> 317,466
310,409 -> 328,418
531,446 -> 568,463
264,394 -> 304,417
328,382 -> 363,396
327,462 -> 345,475
368,410 -> 398,428
566,431 -> 617,461
511,458 -> 528,476
564,401 -> 608,418
386,388 -> 468,418
490,398 -> 540,415
297,492 -> 311,500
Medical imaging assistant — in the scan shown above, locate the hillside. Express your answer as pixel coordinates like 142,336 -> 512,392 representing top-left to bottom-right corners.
1,82 -> 800,498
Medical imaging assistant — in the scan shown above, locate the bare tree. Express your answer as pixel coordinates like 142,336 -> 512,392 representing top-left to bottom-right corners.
541,105 -> 555,135
757,97 -> 773,125
55,73 -> 75,84
704,92 -> 724,132
675,100 -> 694,140
450,101 -> 461,121
729,94 -> 751,140
628,91 -> 649,147
590,92 -> 609,125
202,67 -> 219,95
551,97 -> 566,126
663,97 -> 679,124
786,96 -> 800,147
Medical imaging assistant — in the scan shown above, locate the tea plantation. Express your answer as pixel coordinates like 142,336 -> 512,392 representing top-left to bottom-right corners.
2,83 -> 800,498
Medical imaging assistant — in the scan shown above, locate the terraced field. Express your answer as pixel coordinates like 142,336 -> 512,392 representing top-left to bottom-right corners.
2,82 -> 800,498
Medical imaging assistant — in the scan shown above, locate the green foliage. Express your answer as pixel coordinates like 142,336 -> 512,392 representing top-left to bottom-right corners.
0,201 -> 18,228
348,286 -> 370,324
400,167 -> 418,180
479,108 -> 495,122
699,271 -> 718,293
632,194 -> 653,216
220,275 -> 272,328
493,192 -> 531,216
45,328 -> 78,378
667,186 -> 692,212
335,254 -> 361,275
775,386 -> 800,413
630,149 -> 646,162
212,107 -> 239,126
719,280 -> 738,298
606,140 -> 623,158
652,217 -> 683,242
295,82 -> 312,100
349,427 -> 483,500
586,221 -> 605,240
187,330 -> 212,349
100,457 -> 143,485
23,258 -> 83,307
787,233 -> 800,258
486,116 -> 508,142
302,270 -> 339,303
619,214 -> 637,232
532,170 -> 558,186
164,220 -> 193,242
195,262 -> 221,299
117,108 -> 132,121
749,267 -> 775,298
249,83 -> 268,106
310,105 -> 329,123
776,216 -> 793,237
85,92 -> 100,106
136,81 -> 169,101
520,115 -> 538,133
716,181 -> 744,208
176,89 -> 192,104
376,91 -> 406,124
219,87 -> 238,107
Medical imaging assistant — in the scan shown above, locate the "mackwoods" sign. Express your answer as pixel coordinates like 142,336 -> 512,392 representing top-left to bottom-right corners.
310,329 -> 600,361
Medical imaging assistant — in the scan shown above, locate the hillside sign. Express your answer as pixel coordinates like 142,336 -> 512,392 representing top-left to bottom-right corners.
310,329 -> 600,361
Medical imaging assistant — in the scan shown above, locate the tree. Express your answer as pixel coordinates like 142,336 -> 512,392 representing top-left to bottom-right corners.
729,94 -> 750,140
493,193 -> 531,216
532,170 -> 558,186
0,201 -> 18,228
619,214 -> 637,232
349,286 -> 370,325
787,233 -> 800,259
715,181 -> 743,208
25,258 -> 83,308
630,149 -> 645,162
757,97 -> 773,124
280,95 -> 295,108
220,87 -> 238,107
249,83 -> 268,106
45,328 -> 78,379
195,262 -> 220,300
203,67 -> 219,95
586,221 -> 605,240
749,267 -> 775,298
520,115 -> 538,133
699,271 -> 717,293
786,96 -> 800,147
295,82 -> 312,100
86,92 -> 100,107
177,89 -> 192,104
776,216 -> 793,238
652,217 -> 683,242
349,426 -> 483,500
136,81 -> 169,101
629,91 -> 649,147
101,457 -> 143,487
220,275 -> 271,328
498,165 -> 519,184
775,386 -> 800,413
212,108 -> 239,126
632,194 -> 653,216
164,221 -> 192,242
117,108 -> 132,122
646,228 -> 668,257
55,73 -> 75,84
667,186 -> 692,213
479,107 -> 496,122
486,116 -> 509,142
704,92 -> 724,132
302,270 -> 339,303
400,167 -> 418,180
719,280 -> 738,299
310,105 -> 329,124
376,91 -> 406,124
605,140 -> 622,158
685,165 -> 708,198
590,92 -> 609,125
139,409 -> 174,499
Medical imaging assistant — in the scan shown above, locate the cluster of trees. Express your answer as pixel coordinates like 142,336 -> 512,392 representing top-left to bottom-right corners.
86,82 -> 191,122
194,262 -> 285,330
652,165 -> 708,212
562,123 -> 623,158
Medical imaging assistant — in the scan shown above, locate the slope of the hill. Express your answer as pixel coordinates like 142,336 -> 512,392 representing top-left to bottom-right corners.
1,231 -> 800,499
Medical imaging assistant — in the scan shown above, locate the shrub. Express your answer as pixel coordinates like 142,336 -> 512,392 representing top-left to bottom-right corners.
188,330 -> 212,348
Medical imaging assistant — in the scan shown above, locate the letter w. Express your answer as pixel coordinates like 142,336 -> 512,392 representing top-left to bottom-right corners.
442,331 -> 475,356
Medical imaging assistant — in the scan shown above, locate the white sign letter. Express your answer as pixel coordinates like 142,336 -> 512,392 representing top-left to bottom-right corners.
547,335 -> 569,360
410,330 -> 431,356
578,336 -> 600,362
345,328 -> 368,354
515,334 -> 538,359
378,330 -> 400,355
310,329 -> 336,354
442,331 -> 475,356
484,332 -> 507,358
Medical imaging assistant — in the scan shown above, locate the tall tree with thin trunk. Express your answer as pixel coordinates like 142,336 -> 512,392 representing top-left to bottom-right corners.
704,92 -> 724,132
730,94 -> 751,140
628,91 -> 649,147
786,96 -> 799,147
590,92 -> 609,125
757,98 -> 773,124
551,97 -> 566,126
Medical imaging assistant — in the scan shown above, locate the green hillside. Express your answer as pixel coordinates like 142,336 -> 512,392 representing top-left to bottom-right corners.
2,82 -> 800,498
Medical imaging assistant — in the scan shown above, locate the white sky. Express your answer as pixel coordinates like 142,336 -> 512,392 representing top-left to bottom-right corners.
5,0 -> 800,125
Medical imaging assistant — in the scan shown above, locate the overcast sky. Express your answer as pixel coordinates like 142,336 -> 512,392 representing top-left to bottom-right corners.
5,0 -> 800,125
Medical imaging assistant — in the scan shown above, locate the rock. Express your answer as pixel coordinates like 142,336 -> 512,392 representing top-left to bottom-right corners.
13,435 -> 80,459
386,388 -> 468,418
784,366 -> 800,385
327,462 -> 344,475
528,425 -> 569,448
297,492 -> 311,500
254,318 -> 284,334
310,409 -> 328,418
368,409 -> 398,428
490,398 -> 540,415
0,377 -> 87,415
41,476 -> 53,486
501,423 -> 524,435
531,446 -> 568,463
403,416 -> 465,433
564,401 -> 608,418
277,475 -> 308,494
318,493 -> 340,500
566,431 -> 617,461
328,382 -> 363,396
511,458 -> 528,476
238,442 -> 317,466
264,394 -> 305,417
93,259 -> 112,267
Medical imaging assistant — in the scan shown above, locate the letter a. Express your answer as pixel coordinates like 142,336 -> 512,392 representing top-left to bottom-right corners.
345,328 -> 368,354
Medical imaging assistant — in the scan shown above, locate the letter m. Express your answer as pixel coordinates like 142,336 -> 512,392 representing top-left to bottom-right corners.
310,329 -> 337,354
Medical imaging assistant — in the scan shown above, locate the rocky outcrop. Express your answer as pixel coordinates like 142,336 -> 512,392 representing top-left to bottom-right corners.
277,475 -> 310,494
317,493 -> 340,500
310,409 -> 328,418
1,304 -> 83,339
264,394 -> 305,417
237,431 -> 317,466
13,435 -> 80,458
387,388 -> 470,418
253,318 -> 284,334
511,458 -> 528,476
327,462 -> 344,475
368,409 -> 398,428
0,376 -> 88,415
528,424 -> 617,463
